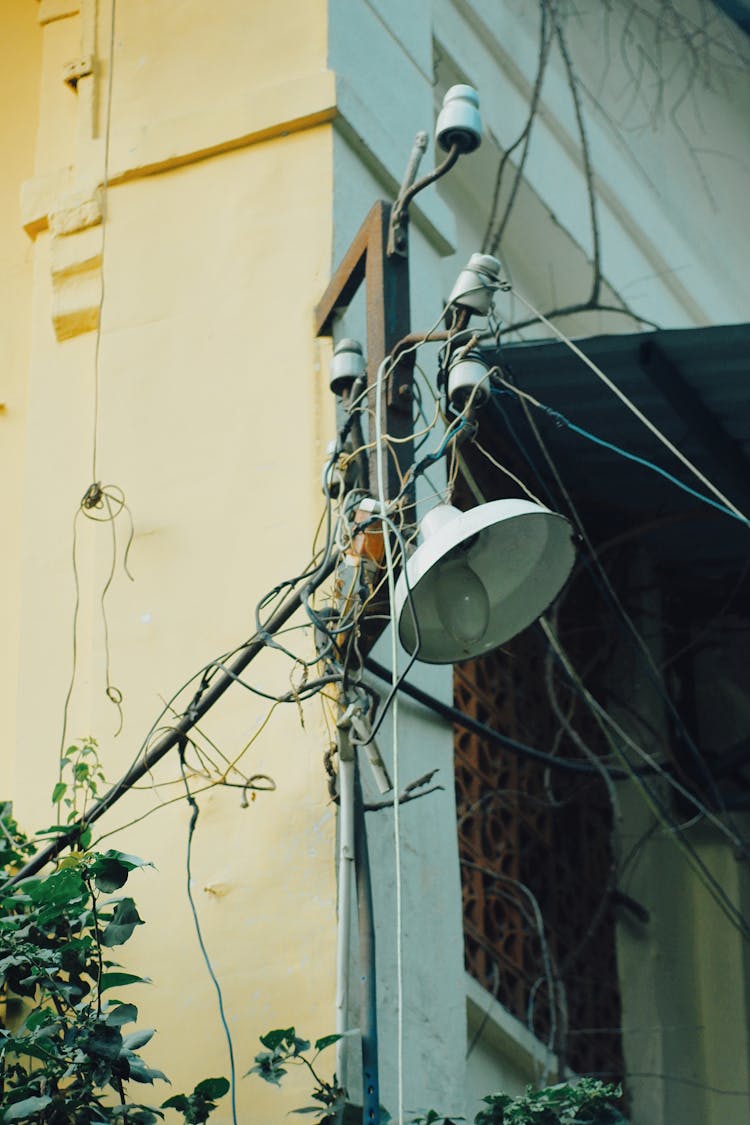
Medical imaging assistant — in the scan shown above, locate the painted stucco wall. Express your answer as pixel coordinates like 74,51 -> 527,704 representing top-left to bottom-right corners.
2,2 -> 339,1121
0,0 -> 42,800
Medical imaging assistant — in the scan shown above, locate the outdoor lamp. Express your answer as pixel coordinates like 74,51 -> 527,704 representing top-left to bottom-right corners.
394,500 -> 575,663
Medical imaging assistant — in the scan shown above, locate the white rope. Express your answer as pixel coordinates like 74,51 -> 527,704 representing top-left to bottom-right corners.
374,357 -> 404,1124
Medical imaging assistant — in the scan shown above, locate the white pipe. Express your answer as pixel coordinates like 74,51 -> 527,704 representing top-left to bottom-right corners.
335,754 -> 356,1088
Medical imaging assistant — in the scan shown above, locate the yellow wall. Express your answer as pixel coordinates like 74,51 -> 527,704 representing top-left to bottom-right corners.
0,0 -> 42,797
3,1 -> 338,1119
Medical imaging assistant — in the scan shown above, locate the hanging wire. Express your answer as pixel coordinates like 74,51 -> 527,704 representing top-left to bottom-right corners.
491,378 -> 749,526
506,387 -> 734,818
91,0 -> 118,483
177,740 -> 238,1125
505,289 -> 748,523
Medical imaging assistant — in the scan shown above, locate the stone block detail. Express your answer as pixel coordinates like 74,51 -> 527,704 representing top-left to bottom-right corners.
49,192 -> 103,341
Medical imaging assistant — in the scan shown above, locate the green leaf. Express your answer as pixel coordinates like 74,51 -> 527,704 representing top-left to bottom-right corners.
106,1002 -> 139,1026
3,1096 -> 53,1121
162,1094 -> 189,1111
100,970 -> 150,992
23,1007 -> 58,1032
92,856 -> 131,893
86,1023 -> 123,1060
101,898 -> 145,947
26,865 -> 85,905
105,849 -> 149,868
193,1077 -> 230,1099
260,1026 -> 295,1051
125,1053 -> 169,1084
51,782 -> 67,804
246,1054 -> 288,1086
314,1033 -> 342,1052
122,1027 -> 155,1051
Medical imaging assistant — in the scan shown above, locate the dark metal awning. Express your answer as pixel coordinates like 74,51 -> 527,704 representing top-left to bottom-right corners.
477,323 -> 750,576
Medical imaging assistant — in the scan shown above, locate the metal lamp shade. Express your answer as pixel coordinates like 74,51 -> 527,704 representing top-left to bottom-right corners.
394,501 -> 575,664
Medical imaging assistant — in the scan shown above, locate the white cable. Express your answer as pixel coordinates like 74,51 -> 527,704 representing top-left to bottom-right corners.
509,290 -> 748,523
374,357 -> 404,1124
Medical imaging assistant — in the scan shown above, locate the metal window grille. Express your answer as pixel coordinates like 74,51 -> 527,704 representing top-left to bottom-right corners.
454,618 -> 624,1079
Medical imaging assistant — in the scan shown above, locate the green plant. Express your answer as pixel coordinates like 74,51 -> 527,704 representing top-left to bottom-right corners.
474,1080 -> 625,1125
409,1112 -> 463,1124
52,739 -> 107,828
161,1078 -> 231,1124
246,1027 -> 347,1121
0,748 -> 229,1124
250,1027 -> 624,1125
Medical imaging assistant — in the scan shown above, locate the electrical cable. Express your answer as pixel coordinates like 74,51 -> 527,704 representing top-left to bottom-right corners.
542,614 -> 748,853
542,618 -> 750,943
491,382 -> 749,526
509,389 -> 732,816
177,740 -> 238,1125
12,554 -> 337,882
471,435 -> 546,505
91,0 -> 117,483
363,657 -> 650,780
506,289 -> 748,522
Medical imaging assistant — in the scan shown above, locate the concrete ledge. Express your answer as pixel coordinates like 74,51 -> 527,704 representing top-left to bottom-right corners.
466,971 -> 562,1081
37,0 -> 80,25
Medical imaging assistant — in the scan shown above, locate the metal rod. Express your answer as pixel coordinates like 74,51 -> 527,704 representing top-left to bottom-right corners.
387,143 -> 461,258
354,759 -> 380,1125
387,131 -> 429,256
12,558 -> 337,883
335,752 -> 356,1088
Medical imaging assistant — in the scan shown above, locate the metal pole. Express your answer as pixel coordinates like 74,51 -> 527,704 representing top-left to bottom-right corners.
335,752 -> 356,1088
12,558 -> 336,883
354,759 -> 380,1125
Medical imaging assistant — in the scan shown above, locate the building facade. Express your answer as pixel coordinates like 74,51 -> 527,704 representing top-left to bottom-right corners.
2,2 -> 749,1123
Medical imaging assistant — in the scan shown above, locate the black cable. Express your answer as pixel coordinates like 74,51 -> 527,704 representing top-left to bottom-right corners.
363,656 -> 655,780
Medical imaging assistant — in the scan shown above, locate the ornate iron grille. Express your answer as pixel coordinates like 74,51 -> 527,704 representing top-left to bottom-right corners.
454,619 -> 624,1080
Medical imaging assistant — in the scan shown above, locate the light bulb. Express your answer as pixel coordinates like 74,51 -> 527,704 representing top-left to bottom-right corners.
434,555 -> 490,649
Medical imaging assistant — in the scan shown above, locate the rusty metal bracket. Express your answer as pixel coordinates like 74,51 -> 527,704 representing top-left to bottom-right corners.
315,201 -> 415,506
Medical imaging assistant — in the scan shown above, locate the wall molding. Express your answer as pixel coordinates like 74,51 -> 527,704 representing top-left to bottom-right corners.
37,0 -> 80,26
21,71 -> 338,240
